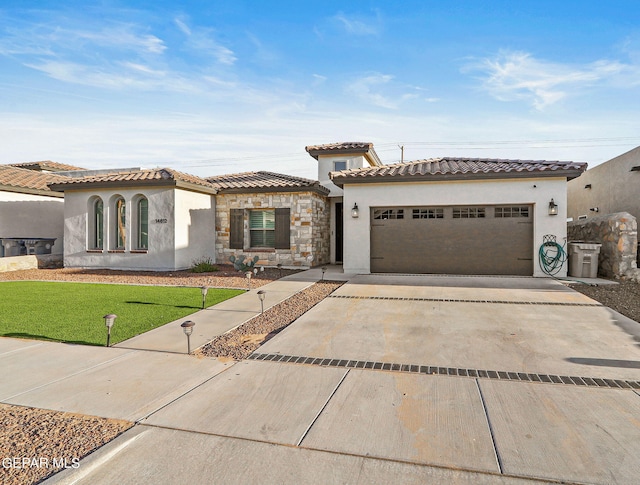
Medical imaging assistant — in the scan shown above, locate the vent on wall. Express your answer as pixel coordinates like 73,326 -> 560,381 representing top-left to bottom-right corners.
584,183 -> 592,189
578,215 -> 588,220
631,166 -> 640,172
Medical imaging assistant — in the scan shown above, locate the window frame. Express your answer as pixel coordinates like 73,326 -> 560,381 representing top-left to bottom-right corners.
90,197 -> 104,250
136,197 -> 149,250
249,209 -> 276,248
114,197 -> 126,250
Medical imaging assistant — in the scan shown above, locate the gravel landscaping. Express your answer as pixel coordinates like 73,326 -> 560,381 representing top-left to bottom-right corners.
0,265 -> 300,289
198,280 -> 343,360
0,404 -> 132,485
569,279 -> 640,324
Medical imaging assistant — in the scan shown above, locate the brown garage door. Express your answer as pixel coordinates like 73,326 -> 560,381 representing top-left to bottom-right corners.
370,205 -> 533,275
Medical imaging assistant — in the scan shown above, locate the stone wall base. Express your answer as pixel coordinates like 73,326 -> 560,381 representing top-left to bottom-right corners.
0,254 -> 63,272
568,212 -> 638,279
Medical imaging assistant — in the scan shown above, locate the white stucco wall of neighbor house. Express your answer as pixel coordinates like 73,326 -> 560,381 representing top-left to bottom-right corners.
173,189 -> 216,269
62,187 -> 209,271
342,177 -> 569,277
0,190 -> 64,255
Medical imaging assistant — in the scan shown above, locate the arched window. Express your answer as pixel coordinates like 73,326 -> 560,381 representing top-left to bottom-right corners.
137,197 -> 148,249
89,197 -> 104,250
114,197 -> 126,250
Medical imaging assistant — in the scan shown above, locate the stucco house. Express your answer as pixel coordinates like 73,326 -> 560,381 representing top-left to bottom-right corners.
567,146 -> 640,222
328,154 -> 586,276
2,141 -> 586,277
0,161 -> 84,257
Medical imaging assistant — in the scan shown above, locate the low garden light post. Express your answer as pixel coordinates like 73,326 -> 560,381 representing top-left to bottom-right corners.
277,263 -> 282,278
180,320 -> 195,354
200,286 -> 209,309
246,271 -> 252,290
321,266 -> 327,281
257,290 -> 266,313
103,314 -> 117,347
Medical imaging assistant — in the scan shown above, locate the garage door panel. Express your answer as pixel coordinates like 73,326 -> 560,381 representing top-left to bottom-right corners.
370,205 -> 533,275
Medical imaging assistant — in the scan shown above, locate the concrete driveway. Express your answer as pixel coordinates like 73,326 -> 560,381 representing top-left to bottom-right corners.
43,274 -> 640,484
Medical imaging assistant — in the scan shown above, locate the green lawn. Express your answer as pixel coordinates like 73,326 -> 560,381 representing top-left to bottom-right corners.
0,282 -> 244,346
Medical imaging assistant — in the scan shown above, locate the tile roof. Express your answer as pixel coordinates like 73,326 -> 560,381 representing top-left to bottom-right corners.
330,157 -> 588,186
48,168 -> 217,192
0,165 -> 69,196
305,142 -> 374,154
9,160 -> 86,172
207,171 -> 330,195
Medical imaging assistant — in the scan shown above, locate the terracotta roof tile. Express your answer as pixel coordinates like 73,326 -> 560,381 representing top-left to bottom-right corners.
207,171 -> 329,194
47,168 -> 216,191
9,160 -> 86,172
0,165 -> 69,193
305,142 -> 373,153
331,157 -> 587,185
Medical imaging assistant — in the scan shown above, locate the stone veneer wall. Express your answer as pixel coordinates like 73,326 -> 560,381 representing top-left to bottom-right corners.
567,212 -> 638,279
0,254 -> 63,272
215,191 -> 330,268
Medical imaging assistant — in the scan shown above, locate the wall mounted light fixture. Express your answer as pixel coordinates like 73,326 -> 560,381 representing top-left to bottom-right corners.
351,203 -> 359,218
548,199 -> 558,216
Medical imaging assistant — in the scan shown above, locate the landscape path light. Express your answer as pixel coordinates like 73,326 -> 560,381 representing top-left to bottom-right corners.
103,314 -> 117,347
180,320 -> 195,354
257,290 -> 266,313
246,271 -> 252,290
321,266 -> 327,281
200,286 -> 209,309
277,263 -> 282,278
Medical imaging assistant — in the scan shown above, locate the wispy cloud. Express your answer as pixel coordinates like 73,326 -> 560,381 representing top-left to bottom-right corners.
466,50 -> 639,110
346,73 -> 425,109
174,17 -> 236,65
333,11 -> 382,36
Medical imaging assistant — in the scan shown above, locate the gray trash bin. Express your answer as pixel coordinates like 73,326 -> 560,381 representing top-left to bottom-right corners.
568,242 -> 602,279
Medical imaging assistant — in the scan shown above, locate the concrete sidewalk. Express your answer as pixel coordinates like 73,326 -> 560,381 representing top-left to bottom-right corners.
113,271 -> 336,353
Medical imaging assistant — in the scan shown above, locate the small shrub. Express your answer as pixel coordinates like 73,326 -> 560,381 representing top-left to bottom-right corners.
191,257 -> 218,273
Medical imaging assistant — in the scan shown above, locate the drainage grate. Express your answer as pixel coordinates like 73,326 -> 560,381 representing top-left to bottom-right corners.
329,295 -> 603,307
247,352 -> 640,390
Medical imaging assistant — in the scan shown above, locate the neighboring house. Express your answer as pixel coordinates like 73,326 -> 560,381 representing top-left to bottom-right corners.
48,168 -> 217,271
0,164 -> 78,257
329,156 -> 586,276
207,171 -> 330,268
567,146 -> 640,222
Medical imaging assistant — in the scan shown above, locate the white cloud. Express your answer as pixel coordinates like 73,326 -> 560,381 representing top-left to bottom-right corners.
467,50 -> 639,110
333,11 -> 381,36
346,73 -> 430,109
174,17 -> 236,65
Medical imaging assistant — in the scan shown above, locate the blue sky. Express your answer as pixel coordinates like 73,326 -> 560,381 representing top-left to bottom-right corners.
1,1 -> 639,178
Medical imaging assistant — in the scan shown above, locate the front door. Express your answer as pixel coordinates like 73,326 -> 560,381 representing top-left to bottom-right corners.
335,202 -> 343,262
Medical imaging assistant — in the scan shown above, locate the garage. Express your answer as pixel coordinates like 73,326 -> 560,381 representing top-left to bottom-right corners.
370,204 -> 533,275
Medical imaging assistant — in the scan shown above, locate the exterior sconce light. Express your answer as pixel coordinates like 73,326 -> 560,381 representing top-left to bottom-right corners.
200,286 -> 209,309
351,203 -> 359,218
321,266 -> 327,281
257,290 -> 266,313
180,320 -> 195,354
548,199 -> 558,216
103,314 -> 117,347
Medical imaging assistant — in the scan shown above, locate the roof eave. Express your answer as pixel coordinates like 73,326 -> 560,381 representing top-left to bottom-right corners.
48,178 -> 217,194
0,185 -> 65,198
216,184 -> 329,196
331,169 -> 586,187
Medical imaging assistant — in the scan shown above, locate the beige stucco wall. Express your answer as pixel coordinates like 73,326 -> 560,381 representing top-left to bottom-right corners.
568,146 -> 640,222
215,191 -> 329,268
342,177 -> 569,276
174,189 -> 216,269
0,190 -> 64,256
62,186 -> 215,271
317,154 -> 368,197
